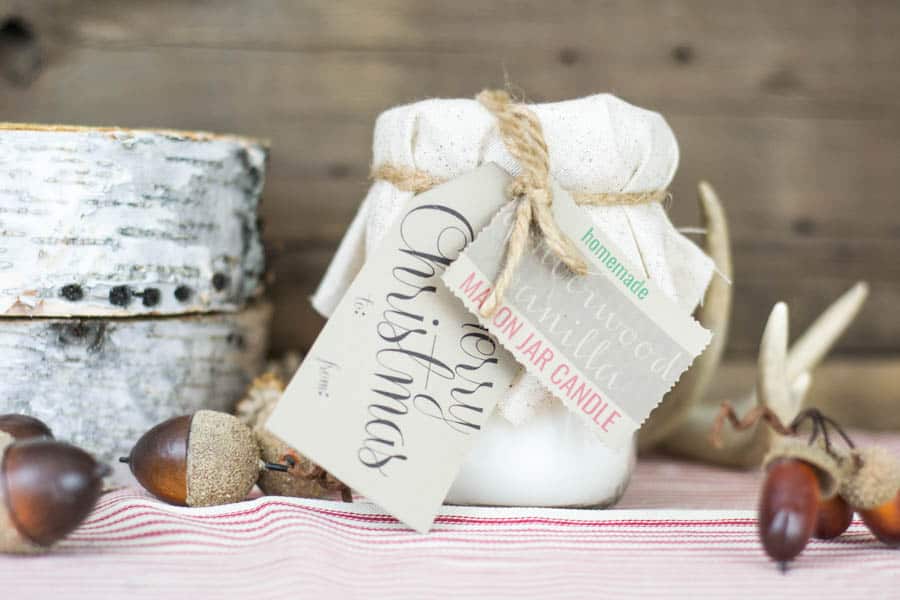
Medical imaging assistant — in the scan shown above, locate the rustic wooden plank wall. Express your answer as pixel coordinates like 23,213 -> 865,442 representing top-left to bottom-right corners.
1,0 -> 898,366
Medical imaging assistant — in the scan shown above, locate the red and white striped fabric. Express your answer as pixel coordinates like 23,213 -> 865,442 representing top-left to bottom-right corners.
3,431 -> 900,599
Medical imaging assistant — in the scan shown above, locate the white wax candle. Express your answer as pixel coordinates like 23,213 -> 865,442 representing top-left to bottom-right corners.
446,401 -> 635,507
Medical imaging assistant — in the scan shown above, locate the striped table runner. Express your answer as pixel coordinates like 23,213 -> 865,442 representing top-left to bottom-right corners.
3,432 -> 900,599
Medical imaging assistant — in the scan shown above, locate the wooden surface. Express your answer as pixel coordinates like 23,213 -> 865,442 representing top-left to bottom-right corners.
0,1 -> 897,363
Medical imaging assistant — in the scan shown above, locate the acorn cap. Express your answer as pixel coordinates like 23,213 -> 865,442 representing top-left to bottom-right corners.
237,374 -> 332,498
840,447 -> 900,510
764,436 -> 842,499
235,373 -> 286,428
255,429 -> 330,498
185,410 -> 259,507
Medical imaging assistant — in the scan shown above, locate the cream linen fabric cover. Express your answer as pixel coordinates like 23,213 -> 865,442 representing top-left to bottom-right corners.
311,94 -> 714,424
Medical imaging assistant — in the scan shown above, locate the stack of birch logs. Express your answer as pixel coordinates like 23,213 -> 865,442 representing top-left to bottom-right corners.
0,124 -> 271,479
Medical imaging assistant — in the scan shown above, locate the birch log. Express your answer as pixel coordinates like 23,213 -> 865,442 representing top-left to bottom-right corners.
0,124 -> 267,316
0,303 -> 271,467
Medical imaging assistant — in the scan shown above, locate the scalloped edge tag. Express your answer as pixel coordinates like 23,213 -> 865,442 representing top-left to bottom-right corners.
442,180 -> 711,448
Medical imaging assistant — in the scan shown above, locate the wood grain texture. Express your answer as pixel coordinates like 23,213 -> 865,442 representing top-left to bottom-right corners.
707,358 -> 900,432
0,0 -> 897,357
0,303 -> 271,466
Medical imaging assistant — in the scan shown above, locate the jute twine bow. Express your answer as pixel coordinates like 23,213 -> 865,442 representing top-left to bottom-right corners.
370,89 -> 669,317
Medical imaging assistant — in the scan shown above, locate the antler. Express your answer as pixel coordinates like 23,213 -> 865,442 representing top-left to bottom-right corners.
638,182 -> 733,450
635,181 -> 866,466
660,281 -> 869,467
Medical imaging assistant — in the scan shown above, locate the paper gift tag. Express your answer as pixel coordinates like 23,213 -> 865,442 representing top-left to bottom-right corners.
443,180 -> 711,448
266,164 -> 519,532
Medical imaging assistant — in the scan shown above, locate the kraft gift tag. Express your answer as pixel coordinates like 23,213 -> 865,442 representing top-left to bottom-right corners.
267,165 -> 518,532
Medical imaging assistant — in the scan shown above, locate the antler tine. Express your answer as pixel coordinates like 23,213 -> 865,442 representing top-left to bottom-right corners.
785,281 -> 868,381
757,302 -> 794,423
695,182 -> 734,333
750,302 -> 803,461
790,372 -> 812,408
638,181 -> 733,450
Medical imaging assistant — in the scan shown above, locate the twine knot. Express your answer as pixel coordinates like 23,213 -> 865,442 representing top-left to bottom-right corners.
475,89 -> 587,316
369,89 -> 669,318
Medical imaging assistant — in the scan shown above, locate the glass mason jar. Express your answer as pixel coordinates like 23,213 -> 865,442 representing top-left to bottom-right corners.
446,400 -> 636,507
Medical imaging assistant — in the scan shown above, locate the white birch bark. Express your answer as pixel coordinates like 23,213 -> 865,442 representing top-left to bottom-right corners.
0,124 -> 267,316
0,303 -> 271,467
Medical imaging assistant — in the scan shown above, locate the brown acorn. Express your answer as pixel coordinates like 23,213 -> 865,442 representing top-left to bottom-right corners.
0,414 -> 53,440
759,458 -> 820,566
1,432 -> 109,554
840,447 -> 900,546
858,493 -> 900,546
813,494 -> 853,540
120,410 -> 262,507
759,439 -> 841,570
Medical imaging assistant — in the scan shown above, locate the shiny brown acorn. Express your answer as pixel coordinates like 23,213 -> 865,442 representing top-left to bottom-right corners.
0,432 -> 109,554
813,494 -> 853,540
759,458 -> 821,567
0,414 -> 53,440
841,447 -> 900,546
120,410 -> 274,507
858,492 -> 900,546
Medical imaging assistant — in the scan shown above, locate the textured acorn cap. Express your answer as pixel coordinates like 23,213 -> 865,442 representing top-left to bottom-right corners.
764,436 -> 842,499
185,410 -> 259,507
840,447 -> 900,510
256,429 -> 330,498
0,433 -> 42,554
235,373 -> 285,429
237,373 -> 331,498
